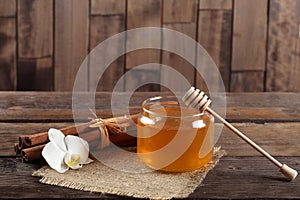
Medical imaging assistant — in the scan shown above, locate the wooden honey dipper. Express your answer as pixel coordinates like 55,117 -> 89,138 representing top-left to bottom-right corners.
182,87 -> 298,181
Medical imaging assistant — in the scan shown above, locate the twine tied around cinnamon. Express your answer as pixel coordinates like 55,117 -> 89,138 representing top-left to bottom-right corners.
89,117 -> 127,148
88,110 -> 138,149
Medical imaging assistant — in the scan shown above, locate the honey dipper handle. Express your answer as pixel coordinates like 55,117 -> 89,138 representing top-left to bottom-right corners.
206,107 -> 298,181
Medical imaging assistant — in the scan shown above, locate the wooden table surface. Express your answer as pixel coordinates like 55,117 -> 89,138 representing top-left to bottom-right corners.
0,92 -> 299,199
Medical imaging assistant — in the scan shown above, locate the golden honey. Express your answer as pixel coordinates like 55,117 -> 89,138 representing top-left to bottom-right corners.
137,96 -> 214,172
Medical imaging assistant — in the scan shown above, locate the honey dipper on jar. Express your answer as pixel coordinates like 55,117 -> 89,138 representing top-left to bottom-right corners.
182,87 -> 298,181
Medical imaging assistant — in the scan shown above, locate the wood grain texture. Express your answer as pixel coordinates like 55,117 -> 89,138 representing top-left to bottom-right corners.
0,158 -> 103,198
217,123 -> 300,156
1,0 -> 298,92
4,106 -> 300,123
0,157 -> 299,198
225,92 -> 300,108
17,57 -> 53,91
124,67 -> 161,91
161,0 -> 197,91
90,14 -> 125,91
0,18 -> 16,90
266,0 -> 300,92
163,0 -> 196,23
230,71 -> 264,92
0,0 -> 16,16
191,157 -> 300,199
1,122 -> 299,157
91,0 -> 125,15
127,0 -> 161,28
54,0 -> 89,91
199,0 -> 232,10
18,0 -> 53,58
161,23 -> 196,91
197,10 -> 232,91
126,0 -> 162,91
231,0 -> 267,71
0,92 -> 299,122
34,57 -> 53,90
0,91 -> 299,198
0,0 -> 298,92
0,122 -> 72,156
126,0 -> 161,69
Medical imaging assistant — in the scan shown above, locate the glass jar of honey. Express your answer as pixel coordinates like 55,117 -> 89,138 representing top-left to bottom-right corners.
137,96 -> 214,172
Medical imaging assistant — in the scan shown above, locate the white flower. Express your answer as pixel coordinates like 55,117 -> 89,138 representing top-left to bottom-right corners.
42,128 -> 93,173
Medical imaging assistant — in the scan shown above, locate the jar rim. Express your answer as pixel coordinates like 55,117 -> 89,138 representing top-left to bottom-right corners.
141,96 -> 206,118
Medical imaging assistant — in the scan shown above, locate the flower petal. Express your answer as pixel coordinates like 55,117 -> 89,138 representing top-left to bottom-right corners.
48,128 -> 67,152
64,152 -> 82,169
42,142 -> 69,173
65,135 -> 93,164
84,157 -> 94,164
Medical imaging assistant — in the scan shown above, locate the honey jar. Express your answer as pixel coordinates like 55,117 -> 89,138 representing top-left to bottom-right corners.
137,96 -> 214,172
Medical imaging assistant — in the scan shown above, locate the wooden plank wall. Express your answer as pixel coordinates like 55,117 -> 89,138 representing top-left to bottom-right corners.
0,0 -> 299,92
17,0 -> 53,91
161,0 -> 197,91
197,0 -> 232,92
90,0 -> 126,91
231,0 -> 267,92
0,0 -> 16,90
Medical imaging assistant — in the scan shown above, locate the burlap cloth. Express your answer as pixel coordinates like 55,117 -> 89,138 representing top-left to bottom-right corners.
33,147 -> 225,199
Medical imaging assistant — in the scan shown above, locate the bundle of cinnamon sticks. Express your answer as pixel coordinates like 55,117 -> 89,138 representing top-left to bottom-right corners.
14,115 -> 138,162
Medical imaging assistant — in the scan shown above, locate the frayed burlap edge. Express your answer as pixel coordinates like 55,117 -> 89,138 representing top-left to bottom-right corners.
33,147 -> 225,200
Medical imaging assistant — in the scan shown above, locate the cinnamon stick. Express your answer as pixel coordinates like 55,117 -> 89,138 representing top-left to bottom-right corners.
18,122 -> 93,149
21,144 -> 45,162
18,114 -> 138,150
18,114 -> 138,162
14,143 -> 22,155
20,129 -> 137,162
